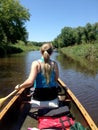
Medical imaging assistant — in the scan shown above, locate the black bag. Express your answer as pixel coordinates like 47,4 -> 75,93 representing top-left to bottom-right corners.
44,105 -> 70,117
33,87 -> 58,101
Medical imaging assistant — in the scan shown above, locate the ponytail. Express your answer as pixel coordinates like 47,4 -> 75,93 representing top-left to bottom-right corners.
40,43 -> 53,83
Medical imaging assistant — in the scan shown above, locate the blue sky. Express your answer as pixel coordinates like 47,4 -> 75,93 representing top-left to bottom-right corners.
20,0 -> 98,42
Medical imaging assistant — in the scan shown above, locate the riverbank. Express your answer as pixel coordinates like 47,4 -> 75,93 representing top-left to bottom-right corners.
60,43 -> 98,61
60,43 -> 98,73
13,42 -> 39,52
0,42 -> 39,57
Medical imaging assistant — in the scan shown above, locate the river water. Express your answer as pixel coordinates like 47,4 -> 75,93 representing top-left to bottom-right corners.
0,51 -> 98,126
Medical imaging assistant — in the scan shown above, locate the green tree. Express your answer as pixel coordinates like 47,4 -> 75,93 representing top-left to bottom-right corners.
85,23 -> 95,43
92,22 -> 98,42
0,0 -> 30,44
53,22 -> 98,48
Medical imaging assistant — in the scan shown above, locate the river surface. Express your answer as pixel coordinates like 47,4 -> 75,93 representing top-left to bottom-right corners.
0,51 -> 98,126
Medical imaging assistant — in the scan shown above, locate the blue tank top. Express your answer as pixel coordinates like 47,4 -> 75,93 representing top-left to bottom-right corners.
34,58 -> 58,88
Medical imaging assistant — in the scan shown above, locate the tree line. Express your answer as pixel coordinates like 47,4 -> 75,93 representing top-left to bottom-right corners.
52,22 -> 98,48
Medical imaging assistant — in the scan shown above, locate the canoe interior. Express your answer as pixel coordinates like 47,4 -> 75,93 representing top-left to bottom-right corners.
0,79 -> 97,130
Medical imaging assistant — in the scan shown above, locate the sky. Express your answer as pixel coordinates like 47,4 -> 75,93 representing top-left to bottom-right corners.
20,0 -> 98,42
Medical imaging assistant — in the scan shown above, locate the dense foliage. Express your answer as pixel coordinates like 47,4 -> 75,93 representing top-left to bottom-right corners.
0,0 -> 30,45
52,22 -> 98,48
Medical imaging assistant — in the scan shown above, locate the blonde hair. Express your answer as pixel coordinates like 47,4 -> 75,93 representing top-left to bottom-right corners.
40,43 -> 53,83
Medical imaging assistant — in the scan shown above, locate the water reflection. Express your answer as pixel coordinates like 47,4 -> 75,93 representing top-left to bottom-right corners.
57,53 -> 98,77
56,52 -> 98,126
25,51 -> 41,75
0,51 -> 42,97
0,53 -> 27,97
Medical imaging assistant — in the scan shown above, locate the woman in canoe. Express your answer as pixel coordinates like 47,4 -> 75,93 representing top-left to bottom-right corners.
15,43 -> 59,107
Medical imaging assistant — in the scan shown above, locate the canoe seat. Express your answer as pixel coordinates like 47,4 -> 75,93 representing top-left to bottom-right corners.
26,88 -> 59,109
26,87 -> 70,109
30,98 -> 59,108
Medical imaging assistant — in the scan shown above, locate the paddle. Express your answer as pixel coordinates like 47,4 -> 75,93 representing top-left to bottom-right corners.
0,90 -> 17,108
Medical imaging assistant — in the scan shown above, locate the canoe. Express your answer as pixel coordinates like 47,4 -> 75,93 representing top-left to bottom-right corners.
0,78 -> 97,130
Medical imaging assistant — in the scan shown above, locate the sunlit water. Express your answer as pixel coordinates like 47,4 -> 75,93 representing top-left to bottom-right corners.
0,51 -> 98,126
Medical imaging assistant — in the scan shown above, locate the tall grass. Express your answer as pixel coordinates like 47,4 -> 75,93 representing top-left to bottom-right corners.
12,41 -> 39,52
61,43 -> 98,62
60,43 -> 98,73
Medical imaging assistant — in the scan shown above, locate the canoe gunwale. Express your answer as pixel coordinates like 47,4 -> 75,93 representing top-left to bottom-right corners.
0,78 -> 98,130
58,78 -> 98,130
0,88 -> 25,120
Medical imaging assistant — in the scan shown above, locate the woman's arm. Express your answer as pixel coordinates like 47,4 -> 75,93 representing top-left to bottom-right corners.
15,61 -> 38,90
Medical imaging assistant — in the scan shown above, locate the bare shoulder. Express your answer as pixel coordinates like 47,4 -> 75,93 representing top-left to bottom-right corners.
31,60 -> 41,73
31,60 -> 39,67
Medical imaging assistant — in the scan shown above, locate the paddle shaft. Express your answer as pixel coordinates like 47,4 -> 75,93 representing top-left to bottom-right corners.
4,90 -> 17,100
0,90 -> 17,107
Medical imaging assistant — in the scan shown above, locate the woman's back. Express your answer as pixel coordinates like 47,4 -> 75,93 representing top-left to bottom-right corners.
33,57 -> 58,101
34,58 -> 58,88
